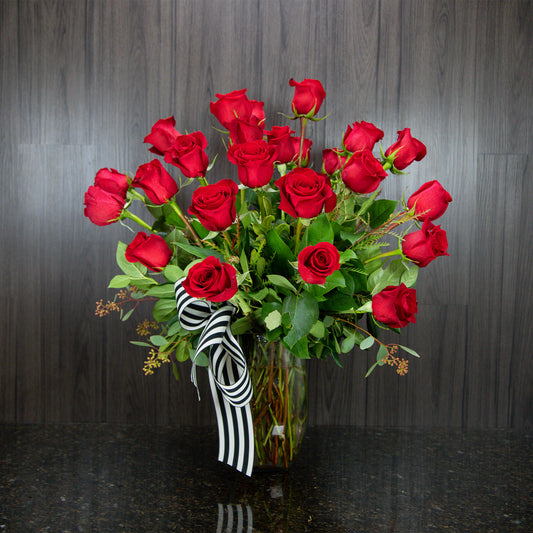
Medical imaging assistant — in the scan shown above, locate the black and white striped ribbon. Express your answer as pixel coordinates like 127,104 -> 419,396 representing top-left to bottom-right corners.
174,279 -> 254,476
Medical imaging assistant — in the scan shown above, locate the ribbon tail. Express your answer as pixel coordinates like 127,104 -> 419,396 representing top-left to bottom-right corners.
208,367 -> 254,477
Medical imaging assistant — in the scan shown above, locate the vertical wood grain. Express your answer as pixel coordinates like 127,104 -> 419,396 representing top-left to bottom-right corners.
0,0 -> 532,428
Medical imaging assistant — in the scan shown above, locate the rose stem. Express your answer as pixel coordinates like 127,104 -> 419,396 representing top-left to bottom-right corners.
297,117 -> 308,167
121,210 -> 153,232
168,200 -> 203,246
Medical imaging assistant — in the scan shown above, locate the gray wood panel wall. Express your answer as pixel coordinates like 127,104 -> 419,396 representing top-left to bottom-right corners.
1,0 -> 532,428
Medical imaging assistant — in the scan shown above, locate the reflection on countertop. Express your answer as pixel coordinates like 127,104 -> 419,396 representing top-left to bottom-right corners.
1,425 -> 531,532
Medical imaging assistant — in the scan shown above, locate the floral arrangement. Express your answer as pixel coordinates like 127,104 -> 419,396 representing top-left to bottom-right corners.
85,78 -> 452,474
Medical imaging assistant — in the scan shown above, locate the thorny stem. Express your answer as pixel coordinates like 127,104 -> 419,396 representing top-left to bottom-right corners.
297,117 -> 308,167
121,210 -> 154,232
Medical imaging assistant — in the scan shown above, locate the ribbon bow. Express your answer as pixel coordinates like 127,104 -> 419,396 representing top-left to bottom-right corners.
174,279 -> 254,476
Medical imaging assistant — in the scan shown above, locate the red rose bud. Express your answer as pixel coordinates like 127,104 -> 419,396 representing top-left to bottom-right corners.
322,148 -> 347,175
275,168 -> 336,219
125,232 -> 172,272
165,131 -> 209,178
372,283 -> 418,328
84,185 -> 126,226
188,179 -> 238,232
227,140 -> 277,188
298,242 -> 341,284
227,119 -> 264,145
182,256 -> 238,302
94,168 -> 129,198
143,117 -> 180,156
407,180 -> 452,221
385,128 -> 427,170
288,78 -> 326,117
210,89 -> 258,129
341,149 -> 388,194
132,159 -> 178,204
343,121 -> 384,153
402,219 -> 449,267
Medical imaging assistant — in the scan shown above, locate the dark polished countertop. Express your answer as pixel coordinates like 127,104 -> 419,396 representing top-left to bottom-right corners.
0,424 -> 531,532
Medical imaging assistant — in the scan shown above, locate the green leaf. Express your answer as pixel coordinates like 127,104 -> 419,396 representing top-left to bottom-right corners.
120,308 -> 135,321
175,242 -> 224,261
360,336 -> 375,350
365,361 -> 379,378
163,264 -> 184,283
130,341 -> 152,347
305,213 -> 334,245
265,228 -> 296,276
341,335 -> 356,353
108,275 -> 132,288
152,298 -> 178,322
319,291 -> 355,312
401,264 -> 419,288
264,310 -> 282,331
367,199 -> 398,229
287,336 -> 310,359
357,189 -> 380,218
150,335 -> 168,346
309,320 -> 325,338
377,344 -> 388,365
267,274 -> 297,294
167,321 -> 183,336
230,316 -> 254,336
283,292 -> 319,349
145,284 -> 176,298
357,301 -> 373,313
175,341 -> 189,362
399,344 -> 421,358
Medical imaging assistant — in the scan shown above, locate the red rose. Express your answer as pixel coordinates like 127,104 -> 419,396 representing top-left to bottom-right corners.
144,117 -> 180,156
227,140 -> 277,188
407,180 -> 452,221
322,148 -> 347,175
385,128 -> 427,170
165,131 -> 209,178
182,256 -> 238,302
298,242 -> 341,284
84,185 -> 125,226
132,159 -> 178,204
188,179 -> 238,231
275,168 -> 336,219
125,232 -> 172,272
343,121 -> 384,152
341,149 -> 388,194
402,219 -> 449,267
94,168 -> 129,197
372,283 -> 418,328
289,78 -> 326,117
210,89 -> 265,129
266,126 -> 297,164
227,119 -> 264,145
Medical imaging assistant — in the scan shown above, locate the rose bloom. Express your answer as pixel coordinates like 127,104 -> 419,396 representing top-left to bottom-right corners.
407,180 -> 452,221
343,121 -> 384,152
385,128 -> 427,170
227,140 -> 277,188
143,116 -> 180,156
84,185 -> 126,226
265,126 -> 297,164
165,131 -> 209,178
275,168 -> 337,219
188,179 -> 238,232
289,78 -> 326,117
132,159 -> 178,204
93,168 -> 129,197
125,232 -> 172,272
341,149 -> 388,194
402,219 -> 449,267
298,242 -> 341,284
372,283 -> 418,328
210,89 -> 265,129
227,119 -> 264,145
182,256 -> 238,302
322,148 -> 347,175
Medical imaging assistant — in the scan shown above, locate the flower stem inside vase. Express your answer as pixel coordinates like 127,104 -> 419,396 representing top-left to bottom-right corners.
245,335 -> 307,470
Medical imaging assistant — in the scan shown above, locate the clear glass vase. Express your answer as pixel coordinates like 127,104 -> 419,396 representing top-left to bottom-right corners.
241,335 -> 308,470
